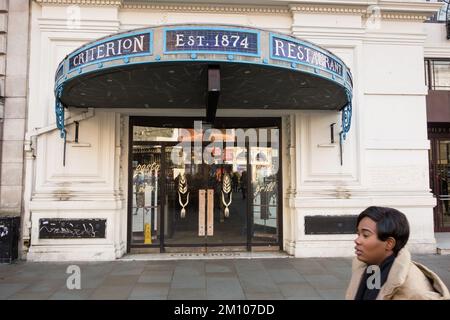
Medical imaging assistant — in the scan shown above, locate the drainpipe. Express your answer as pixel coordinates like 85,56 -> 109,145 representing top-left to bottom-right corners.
21,108 -> 95,257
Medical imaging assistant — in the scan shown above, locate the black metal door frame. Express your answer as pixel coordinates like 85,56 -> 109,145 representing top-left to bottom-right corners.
127,117 -> 283,253
428,125 -> 450,232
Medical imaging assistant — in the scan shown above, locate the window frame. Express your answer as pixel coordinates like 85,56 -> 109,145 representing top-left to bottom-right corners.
425,58 -> 450,91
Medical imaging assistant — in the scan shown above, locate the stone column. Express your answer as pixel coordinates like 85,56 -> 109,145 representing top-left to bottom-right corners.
0,0 -> 29,220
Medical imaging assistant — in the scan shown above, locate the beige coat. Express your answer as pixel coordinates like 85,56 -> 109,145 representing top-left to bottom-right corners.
345,248 -> 450,300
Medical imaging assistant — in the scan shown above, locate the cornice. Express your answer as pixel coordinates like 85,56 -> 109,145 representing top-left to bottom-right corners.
35,0 -> 121,5
34,0 -> 443,21
289,2 -> 440,21
127,4 -> 289,14
424,46 -> 450,59
37,18 -> 120,33
289,5 -> 366,15
288,0 -> 444,13
122,3 -> 289,14
34,0 -> 289,13
377,0 -> 444,14
375,13 -> 429,21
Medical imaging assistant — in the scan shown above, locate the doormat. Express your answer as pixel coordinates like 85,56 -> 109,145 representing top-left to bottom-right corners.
120,252 -> 291,261
170,252 -> 242,258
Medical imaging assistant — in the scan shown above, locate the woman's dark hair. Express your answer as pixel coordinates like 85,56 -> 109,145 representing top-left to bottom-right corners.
357,206 -> 410,255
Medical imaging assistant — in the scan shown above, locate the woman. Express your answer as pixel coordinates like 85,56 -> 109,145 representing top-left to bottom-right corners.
346,206 -> 450,300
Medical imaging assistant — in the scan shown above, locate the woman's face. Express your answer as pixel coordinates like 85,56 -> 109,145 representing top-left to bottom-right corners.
354,217 -> 393,265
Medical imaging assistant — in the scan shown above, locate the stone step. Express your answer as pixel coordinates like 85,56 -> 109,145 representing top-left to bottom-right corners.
121,251 -> 292,261
437,248 -> 450,255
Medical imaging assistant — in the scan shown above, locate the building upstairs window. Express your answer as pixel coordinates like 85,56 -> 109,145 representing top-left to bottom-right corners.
425,59 -> 450,90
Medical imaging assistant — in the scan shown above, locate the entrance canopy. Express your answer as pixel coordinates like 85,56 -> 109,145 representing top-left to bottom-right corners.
54,24 -> 353,139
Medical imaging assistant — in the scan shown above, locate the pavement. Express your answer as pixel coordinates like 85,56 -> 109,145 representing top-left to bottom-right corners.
436,232 -> 450,255
0,254 -> 449,300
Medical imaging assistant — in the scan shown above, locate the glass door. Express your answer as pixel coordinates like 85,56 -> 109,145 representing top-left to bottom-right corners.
203,142 -> 249,248
163,143 -> 211,247
162,136 -> 249,249
130,144 -> 162,246
249,131 -> 280,246
129,119 -> 282,252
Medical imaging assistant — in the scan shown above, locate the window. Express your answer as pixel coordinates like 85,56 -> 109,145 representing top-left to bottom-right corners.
425,0 -> 449,23
425,59 -> 450,90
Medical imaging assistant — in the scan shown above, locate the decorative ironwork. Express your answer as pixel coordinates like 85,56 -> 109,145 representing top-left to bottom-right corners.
338,89 -> 353,166
340,89 -> 352,141
177,173 -> 189,218
55,84 -> 66,139
221,173 -> 232,217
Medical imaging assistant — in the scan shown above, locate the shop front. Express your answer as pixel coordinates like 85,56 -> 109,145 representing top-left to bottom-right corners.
24,1 -> 440,261
27,23 -> 352,259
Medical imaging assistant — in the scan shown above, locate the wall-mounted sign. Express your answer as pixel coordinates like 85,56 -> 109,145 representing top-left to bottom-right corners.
39,218 -> 106,239
305,215 -> 357,234
270,34 -> 343,77
164,28 -> 260,56
54,25 -> 353,145
68,31 -> 152,70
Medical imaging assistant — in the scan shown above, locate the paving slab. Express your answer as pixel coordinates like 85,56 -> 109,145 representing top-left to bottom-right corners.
1,253 -> 449,300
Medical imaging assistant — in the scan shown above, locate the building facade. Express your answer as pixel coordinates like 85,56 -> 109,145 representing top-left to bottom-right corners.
0,0 -> 30,235
21,0 -> 445,261
424,0 -> 450,236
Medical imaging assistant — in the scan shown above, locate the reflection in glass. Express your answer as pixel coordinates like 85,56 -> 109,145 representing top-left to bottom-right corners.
131,125 -> 281,247
251,128 -> 279,243
131,145 -> 161,244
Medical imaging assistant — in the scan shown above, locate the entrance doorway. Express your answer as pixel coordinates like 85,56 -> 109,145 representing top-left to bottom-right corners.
127,117 -> 282,252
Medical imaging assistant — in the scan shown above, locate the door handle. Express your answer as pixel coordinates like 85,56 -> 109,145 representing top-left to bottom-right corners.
198,189 -> 206,236
198,189 -> 214,237
207,189 -> 214,236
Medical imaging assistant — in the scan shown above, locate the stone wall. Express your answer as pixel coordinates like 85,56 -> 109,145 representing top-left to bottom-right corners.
0,0 -> 30,218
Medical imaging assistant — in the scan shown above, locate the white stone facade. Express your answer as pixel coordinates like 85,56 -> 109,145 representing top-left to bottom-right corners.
23,0 -> 445,261
0,0 -> 29,218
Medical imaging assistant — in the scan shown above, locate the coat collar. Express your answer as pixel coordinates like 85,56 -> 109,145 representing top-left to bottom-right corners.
377,248 -> 411,299
413,261 -> 450,299
345,248 -> 411,300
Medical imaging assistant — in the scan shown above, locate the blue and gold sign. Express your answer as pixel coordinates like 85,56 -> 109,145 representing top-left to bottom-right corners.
68,31 -> 152,71
270,34 -> 343,77
164,28 -> 260,56
54,24 -> 353,146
